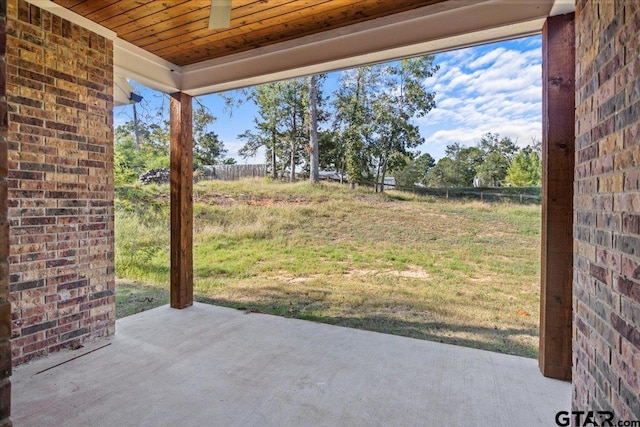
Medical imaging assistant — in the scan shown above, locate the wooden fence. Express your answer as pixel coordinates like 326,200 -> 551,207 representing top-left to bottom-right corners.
200,164 -> 267,181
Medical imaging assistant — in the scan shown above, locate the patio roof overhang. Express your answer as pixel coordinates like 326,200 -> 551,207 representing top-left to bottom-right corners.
28,0 -> 574,98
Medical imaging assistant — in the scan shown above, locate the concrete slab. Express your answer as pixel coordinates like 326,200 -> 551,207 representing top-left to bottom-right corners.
12,303 -> 570,426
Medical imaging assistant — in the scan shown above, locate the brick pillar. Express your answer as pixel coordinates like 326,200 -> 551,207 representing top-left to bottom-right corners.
0,0 -> 12,424
6,0 -> 115,365
574,1 -> 640,418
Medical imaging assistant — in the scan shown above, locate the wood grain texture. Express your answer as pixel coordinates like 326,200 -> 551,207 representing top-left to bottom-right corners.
51,0 -> 445,66
539,13 -> 575,382
170,92 -> 193,309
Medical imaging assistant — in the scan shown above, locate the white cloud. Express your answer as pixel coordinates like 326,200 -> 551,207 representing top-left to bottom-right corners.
468,47 -> 506,69
418,37 -> 542,159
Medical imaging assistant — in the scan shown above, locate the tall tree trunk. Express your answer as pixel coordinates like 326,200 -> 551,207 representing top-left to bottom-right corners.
270,131 -> 277,179
133,102 -> 140,150
375,158 -> 382,193
290,112 -> 297,182
290,142 -> 296,182
380,157 -> 388,193
308,75 -> 319,183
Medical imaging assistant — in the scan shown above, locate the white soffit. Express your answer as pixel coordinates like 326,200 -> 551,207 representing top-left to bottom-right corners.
26,0 -> 576,97
114,39 -> 182,94
180,0 -> 558,96
550,0 -> 576,16
113,74 -> 134,107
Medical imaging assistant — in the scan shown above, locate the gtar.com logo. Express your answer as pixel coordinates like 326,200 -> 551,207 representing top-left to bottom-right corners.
555,411 -> 640,427
556,411 -> 613,426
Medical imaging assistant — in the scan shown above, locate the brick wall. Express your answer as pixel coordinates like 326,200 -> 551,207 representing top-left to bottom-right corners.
0,0 -> 13,424
5,0 -> 115,365
574,0 -> 640,419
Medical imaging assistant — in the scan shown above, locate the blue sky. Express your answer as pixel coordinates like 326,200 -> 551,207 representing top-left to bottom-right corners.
115,34 -> 542,163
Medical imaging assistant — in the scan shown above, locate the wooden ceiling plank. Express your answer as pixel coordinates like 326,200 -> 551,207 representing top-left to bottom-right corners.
52,0 -> 89,8
84,0 -> 158,23
159,0 -> 437,64
118,0 -> 298,40
128,0 -> 329,47
101,0 -> 197,30
140,0 -> 353,52
112,1 -> 212,36
53,0 -> 446,67
120,5 -> 213,41
53,0 -> 121,16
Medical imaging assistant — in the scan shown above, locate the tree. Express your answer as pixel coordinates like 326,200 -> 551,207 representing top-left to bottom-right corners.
425,157 -> 458,187
475,133 -> 518,186
332,56 -> 438,190
238,82 -> 286,178
448,143 -> 484,186
308,74 -> 320,183
192,104 -> 228,167
114,100 -> 231,183
280,78 -> 309,182
414,153 -> 436,184
505,149 -> 541,186
317,129 -> 345,181
114,119 -> 169,182
334,66 -> 378,188
369,56 -> 439,192
114,136 -> 146,184
238,78 -> 323,181
392,152 -> 435,187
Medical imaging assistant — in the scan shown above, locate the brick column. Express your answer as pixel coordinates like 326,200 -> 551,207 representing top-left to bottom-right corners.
6,0 -> 115,365
574,1 -> 640,418
0,0 -> 12,424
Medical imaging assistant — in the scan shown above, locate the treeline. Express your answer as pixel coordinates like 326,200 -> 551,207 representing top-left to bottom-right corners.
115,54 -> 541,189
395,133 -> 541,189
231,56 -> 439,191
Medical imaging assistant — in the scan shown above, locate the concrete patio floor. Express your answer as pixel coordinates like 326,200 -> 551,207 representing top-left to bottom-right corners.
13,303 -> 570,426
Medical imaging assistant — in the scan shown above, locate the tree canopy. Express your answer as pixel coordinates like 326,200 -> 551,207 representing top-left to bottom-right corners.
114,98 -> 232,184
424,134 -> 541,188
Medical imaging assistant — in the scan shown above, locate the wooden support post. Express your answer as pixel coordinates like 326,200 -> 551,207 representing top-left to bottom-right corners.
539,13 -> 575,381
170,92 -> 194,309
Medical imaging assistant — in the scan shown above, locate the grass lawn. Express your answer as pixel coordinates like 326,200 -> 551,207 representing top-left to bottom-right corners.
115,179 -> 541,358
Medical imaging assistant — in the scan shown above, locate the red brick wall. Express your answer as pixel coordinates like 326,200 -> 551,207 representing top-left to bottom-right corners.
0,0 -> 13,424
574,0 -> 640,419
5,0 -> 114,365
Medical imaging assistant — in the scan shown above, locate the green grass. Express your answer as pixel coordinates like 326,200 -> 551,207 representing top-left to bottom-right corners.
115,280 -> 169,318
115,179 -> 541,358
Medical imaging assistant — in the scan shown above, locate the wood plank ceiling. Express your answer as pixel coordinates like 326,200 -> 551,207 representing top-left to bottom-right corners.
51,0 -> 447,66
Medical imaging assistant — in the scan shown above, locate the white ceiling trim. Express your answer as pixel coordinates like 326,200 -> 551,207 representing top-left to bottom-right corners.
550,0 -> 576,16
181,0 -> 553,96
25,0 -> 576,97
114,39 -> 182,94
181,19 -> 546,96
